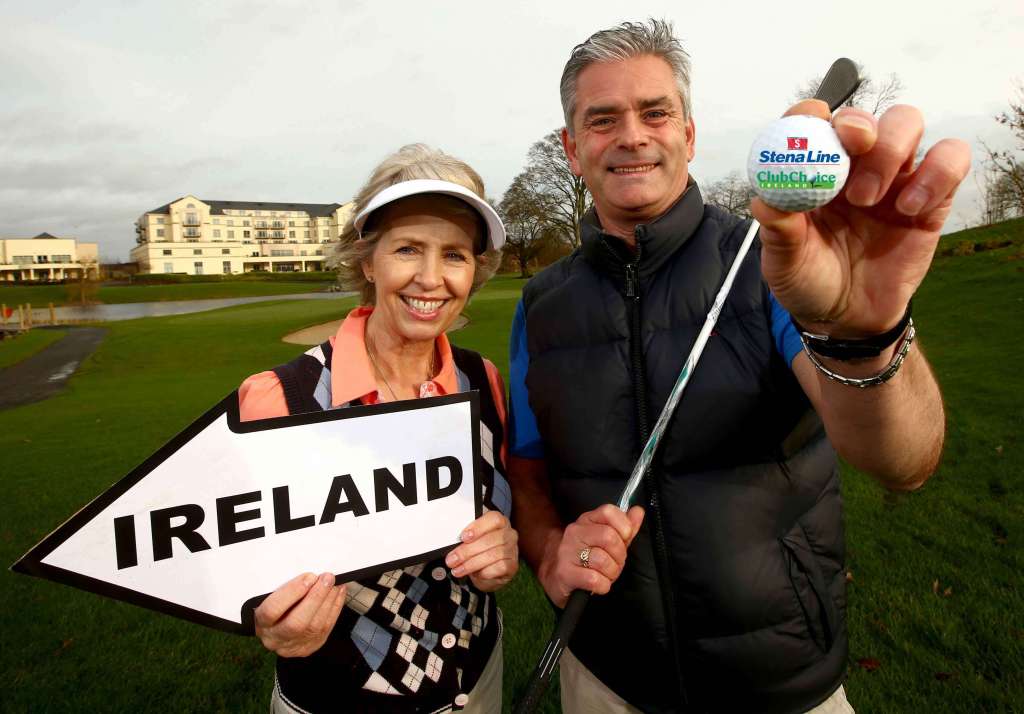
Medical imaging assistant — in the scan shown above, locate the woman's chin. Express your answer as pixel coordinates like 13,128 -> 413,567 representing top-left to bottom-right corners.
393,314 -> 454,343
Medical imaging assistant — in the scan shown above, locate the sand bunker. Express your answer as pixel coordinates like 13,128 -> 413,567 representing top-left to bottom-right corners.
283,314 -> 469,345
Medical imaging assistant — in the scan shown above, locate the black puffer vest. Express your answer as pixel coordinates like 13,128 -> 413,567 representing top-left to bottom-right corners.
521,184 -> 847,713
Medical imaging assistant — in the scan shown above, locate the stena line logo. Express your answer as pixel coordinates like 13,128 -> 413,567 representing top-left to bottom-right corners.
756,135 -> 841,190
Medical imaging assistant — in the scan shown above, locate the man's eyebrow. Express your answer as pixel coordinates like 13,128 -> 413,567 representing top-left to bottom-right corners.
638,96 -> 673,110
582,103 -> 621,120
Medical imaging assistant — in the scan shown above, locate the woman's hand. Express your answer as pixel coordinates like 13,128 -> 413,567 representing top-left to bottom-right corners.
445,511 -> 519,592
254,572 -> 346,657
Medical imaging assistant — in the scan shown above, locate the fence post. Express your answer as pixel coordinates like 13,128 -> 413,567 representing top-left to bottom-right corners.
49,302 -> 56,325
26,302 -> 33,327
19,305 -> 25,330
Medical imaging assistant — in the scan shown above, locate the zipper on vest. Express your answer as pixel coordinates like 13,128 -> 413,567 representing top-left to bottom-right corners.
627,228 -> 689,707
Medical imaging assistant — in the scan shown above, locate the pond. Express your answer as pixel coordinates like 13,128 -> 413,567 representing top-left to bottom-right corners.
22,292 -> 353,323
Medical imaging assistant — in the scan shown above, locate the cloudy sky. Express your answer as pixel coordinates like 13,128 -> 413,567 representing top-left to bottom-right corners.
2,0 -> 1021,261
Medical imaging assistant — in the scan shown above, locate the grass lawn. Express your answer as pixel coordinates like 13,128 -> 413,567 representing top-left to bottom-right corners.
0,281 -> 333,308
0,328 -> 66,369
0,219 -> 1021,712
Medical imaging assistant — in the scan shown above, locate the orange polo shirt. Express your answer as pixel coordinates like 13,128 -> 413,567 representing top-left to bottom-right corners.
239,306 -> 508,464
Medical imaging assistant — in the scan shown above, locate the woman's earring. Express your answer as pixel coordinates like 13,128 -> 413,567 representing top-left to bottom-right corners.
367,275 -> 374,283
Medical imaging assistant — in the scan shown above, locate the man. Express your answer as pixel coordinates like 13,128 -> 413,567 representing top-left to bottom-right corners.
507,19 -> 969,714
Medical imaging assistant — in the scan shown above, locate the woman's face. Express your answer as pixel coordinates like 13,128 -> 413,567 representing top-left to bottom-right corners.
362,196 -> 478,346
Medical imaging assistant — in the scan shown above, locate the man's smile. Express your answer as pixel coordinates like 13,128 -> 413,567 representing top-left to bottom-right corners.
610,163 -> 658,175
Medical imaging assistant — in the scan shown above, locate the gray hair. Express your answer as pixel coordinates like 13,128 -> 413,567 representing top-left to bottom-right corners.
560,19 -> 692,133
331,144 -> 501,305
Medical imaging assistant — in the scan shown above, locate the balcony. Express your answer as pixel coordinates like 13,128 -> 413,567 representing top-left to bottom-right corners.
183,215 -> 201,227
183,228 -> 202,238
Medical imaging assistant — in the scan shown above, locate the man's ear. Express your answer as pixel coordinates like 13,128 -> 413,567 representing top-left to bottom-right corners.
561,127 -> 583,177
686,116 -> 696,162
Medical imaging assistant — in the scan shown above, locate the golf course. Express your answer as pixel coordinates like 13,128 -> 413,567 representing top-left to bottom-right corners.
0,219 -> 1020,712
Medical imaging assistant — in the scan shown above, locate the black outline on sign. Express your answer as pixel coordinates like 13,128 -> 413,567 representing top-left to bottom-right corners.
11,390 -> 482,636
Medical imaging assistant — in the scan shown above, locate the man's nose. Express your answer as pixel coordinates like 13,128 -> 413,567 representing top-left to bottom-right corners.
617,113 -> 647,150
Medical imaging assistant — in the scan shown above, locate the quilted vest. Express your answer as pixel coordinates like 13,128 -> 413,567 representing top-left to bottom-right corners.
521,184 -> 847,713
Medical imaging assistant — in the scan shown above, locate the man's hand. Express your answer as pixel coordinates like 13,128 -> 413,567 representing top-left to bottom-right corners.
752,100 -> 971,336
445,510 -> 519,592
537,504 -> 645,608
254,572 -> 346,658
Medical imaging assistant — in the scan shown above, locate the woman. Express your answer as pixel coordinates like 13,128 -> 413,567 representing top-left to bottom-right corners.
238,144 -> 517,713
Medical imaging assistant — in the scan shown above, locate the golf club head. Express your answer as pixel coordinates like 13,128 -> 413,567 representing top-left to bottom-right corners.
814,58 -> 861,112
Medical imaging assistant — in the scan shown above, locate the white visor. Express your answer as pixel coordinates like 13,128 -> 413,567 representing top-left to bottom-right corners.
353,179 -> 505,251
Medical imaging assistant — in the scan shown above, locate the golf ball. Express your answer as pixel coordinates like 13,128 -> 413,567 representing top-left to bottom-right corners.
747,115 -> 850,212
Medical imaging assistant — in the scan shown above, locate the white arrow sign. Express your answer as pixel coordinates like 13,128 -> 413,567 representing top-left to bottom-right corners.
12,391 -> 481,634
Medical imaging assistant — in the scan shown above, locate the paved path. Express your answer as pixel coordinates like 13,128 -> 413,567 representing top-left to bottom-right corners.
0,327 -> 107,410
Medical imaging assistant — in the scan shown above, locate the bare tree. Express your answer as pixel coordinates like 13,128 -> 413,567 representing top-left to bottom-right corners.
980,80 -> 1024,221
703,171 -> 757,218
499,174 -> 553,278
516,130 -> 592,247
793,66 -> 904,116
976,163 -> 1022,224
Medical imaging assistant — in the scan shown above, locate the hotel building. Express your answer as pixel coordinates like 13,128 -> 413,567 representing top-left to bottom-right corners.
131,195 -> 354,275
0,233 -> 99,282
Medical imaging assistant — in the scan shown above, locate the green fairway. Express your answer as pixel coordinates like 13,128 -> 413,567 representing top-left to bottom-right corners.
0,220 -> 1021,712
0,280 -> 333,308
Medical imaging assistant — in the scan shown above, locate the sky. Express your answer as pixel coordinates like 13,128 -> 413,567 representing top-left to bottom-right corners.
1,0 -> 1021,261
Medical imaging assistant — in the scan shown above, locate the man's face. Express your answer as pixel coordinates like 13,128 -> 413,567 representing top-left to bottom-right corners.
562,54 -> 695,235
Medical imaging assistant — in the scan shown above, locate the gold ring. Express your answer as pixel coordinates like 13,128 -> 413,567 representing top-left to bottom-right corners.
578,547 -> 591,568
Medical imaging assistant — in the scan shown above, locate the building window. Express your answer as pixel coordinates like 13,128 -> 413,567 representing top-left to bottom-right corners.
52,254 -> 71,263
221,248 -> 230,254
289,230 -> 295,238
213,218 -> 220,225
243,220 -> 251,226
162,249 -> 172,256
193,249 -> 202,255
227,230 -> 235,239
12,256 -> 32,265
156,229 -> 165,237
213,229 -> 221,238
304,230 -> 310,238
186,203 -> 195,208
164,262 -> 174,273
288,221 -> 294,227
194,262 -> 203,275
157,217 -> 165,224
243,230 -> 250,238
222,261 -> 232,274
227,219 -> 234,226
